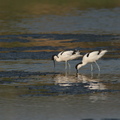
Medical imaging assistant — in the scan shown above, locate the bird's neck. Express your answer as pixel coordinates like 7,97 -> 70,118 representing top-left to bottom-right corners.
77,62 -> 87,70
54,56 -> 61,62
82,61 -> 87,66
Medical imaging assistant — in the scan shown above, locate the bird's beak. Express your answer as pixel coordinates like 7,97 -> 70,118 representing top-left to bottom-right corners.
53,60 -> 55,69
76,69 -> 79,77
52,55 -> 56,69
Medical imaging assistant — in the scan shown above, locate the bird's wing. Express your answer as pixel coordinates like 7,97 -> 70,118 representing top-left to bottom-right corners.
58,51 -> 64,57
97,50 -> 108,59
83,50 -> 107,62
57,50 -> 82,60
58,51 -> 73,56
83,51 -> 99,62
88,51 -> 99,58
84,51 -> 96,58
62,50 -> 80,56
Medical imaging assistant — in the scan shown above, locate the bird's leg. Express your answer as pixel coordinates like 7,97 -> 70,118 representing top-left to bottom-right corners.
97,72 -> 100,78
94,61 -> 101,77
65,69 -> 68,76
67,62 -> 71,73
91,64 -> 93,71
67,62 -> 70,69
65,61 -> 68,69
90,64 -> 94,78
52,60 -> 56,72
91,72 -> 93,79
67,62 -> 71,74
95,61 -> 100,71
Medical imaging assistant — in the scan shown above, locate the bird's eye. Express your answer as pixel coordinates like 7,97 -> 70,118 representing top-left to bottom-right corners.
79,62 -> 83,64
51,55 -> 55,60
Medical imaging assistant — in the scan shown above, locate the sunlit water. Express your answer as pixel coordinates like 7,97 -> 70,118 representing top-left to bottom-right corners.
0,59 -> 120,120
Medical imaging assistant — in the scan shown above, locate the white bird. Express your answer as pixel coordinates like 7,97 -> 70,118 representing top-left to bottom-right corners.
52,50 -> 82,69
75,50 -> 108,73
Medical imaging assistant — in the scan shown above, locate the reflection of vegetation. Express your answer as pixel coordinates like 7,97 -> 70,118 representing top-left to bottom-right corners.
0,35 -> 120,58
0,0 -> 120,17
0,0 -> 120,35
0,38 -> 111,49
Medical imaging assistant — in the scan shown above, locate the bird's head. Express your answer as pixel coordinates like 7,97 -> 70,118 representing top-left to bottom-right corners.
52,55 -> 56,68
75,62 -> 83,74
52,55 -> 55,60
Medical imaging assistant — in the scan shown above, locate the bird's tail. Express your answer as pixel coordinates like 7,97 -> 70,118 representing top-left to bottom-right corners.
98,50 -> 108,59
75,50 -> 83,57
101,50 -> 108,54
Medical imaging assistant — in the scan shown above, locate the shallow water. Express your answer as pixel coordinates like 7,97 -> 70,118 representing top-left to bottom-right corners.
0,33 -> 120,119
0,59 -> 120,120
0,0 -> 120,35
0,0 -> 120,120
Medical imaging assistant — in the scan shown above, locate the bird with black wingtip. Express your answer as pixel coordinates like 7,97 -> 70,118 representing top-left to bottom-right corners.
52,49 -> 83,70
75,50 -> 108,74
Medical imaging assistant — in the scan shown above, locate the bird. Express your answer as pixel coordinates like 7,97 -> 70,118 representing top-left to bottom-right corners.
52,50 -> 82,70
75,50 -> 108,74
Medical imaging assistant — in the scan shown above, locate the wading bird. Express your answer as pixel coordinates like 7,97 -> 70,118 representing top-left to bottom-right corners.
52,50 -> 82,70
75,50 -> 108,74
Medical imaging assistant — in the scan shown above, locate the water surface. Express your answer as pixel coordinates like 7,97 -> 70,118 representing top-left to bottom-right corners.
0,0 -> 120,120
0,58 -> 120,120
0,0 -> 120,35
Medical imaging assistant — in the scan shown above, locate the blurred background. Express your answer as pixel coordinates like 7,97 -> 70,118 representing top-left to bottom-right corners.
0,0 -> 120,59
0,1 -> 120,120
0,0 -> 120,35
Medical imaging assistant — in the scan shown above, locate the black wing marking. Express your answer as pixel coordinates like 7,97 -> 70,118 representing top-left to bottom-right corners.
72,50 -> 76,55
72,49 -> 78,55
60,51 -> 64,55
86,53 -> 90,57
97,50 -> 101,55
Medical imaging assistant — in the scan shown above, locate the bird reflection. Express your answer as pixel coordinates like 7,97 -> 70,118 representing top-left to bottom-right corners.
77,74 -> 106,90
54,73 -> 106,90
54,74 -> 77,86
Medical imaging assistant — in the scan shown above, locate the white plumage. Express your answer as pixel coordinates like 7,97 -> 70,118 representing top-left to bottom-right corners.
76,50 -> 108,73
52,50 -> 82,69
